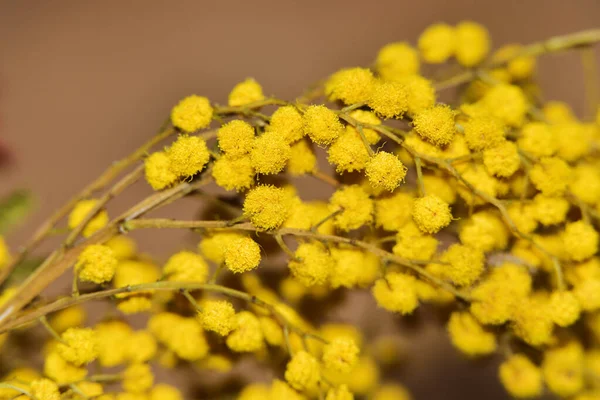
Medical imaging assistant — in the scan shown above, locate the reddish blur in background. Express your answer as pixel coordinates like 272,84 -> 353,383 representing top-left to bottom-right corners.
1,1 -> 599,399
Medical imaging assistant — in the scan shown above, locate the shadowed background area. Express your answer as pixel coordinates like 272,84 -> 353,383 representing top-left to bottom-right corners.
0,1 -> 599,398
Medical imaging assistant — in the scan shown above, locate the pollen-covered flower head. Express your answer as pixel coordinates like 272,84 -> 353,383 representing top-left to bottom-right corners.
418,23 -> 457,63
68,199 -> 109,238
412,105 -> 456,147
228,78 -> 265,107
375,42 -> 420,80
365,151 -> 407,192
303,105 -> 344,146
75,244 -> 118,284
412,194 -> 452,234
171,95 -> 213,132
329,185 -> 374,231
167,135 -> 210,178
217,120 -> 255,158
243,185 -> 292,230
325,67 -> 375,105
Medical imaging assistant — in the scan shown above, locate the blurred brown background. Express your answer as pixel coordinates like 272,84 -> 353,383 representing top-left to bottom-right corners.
1,1 -> 599,398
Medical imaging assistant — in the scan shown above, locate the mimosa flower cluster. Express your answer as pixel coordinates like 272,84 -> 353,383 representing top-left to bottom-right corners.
0,23 -> 599,400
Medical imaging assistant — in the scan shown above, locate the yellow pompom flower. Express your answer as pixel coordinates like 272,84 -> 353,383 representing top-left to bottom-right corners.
393,222 -> 438,260
144,151 -> 177,190
368,80 -> 408,119
372,272 -> 418,315
329,185 -> 374,231
543,101 -> 576,123
170,95 -> 213,133
365,152 -> 407,192
418,23 -> 456,63
30,378 -> 60,400
423,174 -> 456,204
105,235 -> 137,261
455,21 -> 490,67
122,363 -> 154,393
267,105 -> 305,143
462,113 -> 506,151
554,122 -> 591,162
226,311 -> 264,352
529,156 -> 571,196
163,251 -> 209,283
499,354 -> 543,398
113,260 -> 160,291
458,211 -> 508,253
223,236 -> 261,273
212,155 -> 255,191
542,342 -> 584,397
151,314 -> 209,361
570,163 -> 600,204
238,383 -> 271,400
322,337 -> 359,374
125,330 -> 157,363
150,384 -> 183,400
517,122 -> 557,158
167,135 -> 210,178
511,295 -> 553,346
374,191 -> 413,231
243,185 -> 291,230
285,350 -> 321,391
288,242 -> 333,287
198,231 -> 246,264
440,244 -> 485,286
330,247 -> 379,288
531,194 -> 569,226
260,316 -> 283,346
399,74 -> 436,115
228,78 -> 264,107
49,305 -> 86,334
250,130 -> 292,174
447,311 -> 497,356
480,84 -> 528,127
325,67 -> 375,105
326,385 -> 354,400
75,244 -> 117,284
412,194 -> 452,234
483,140 -> 520,178
95,320 -> 132,367
563,220 -> 599,261
217,120 -> 255,158
57,327 -> 99,366
494,44 -> 536,80
287,139 -> 316,175
44,351 -> 87,384
375,42 -> 420,80
271,380 -> 306,400
575,278 -> 600,311
68,199 -> 109,238
549,290 -> 581,327
327,126 -> 371,173
412,105 -> 456,147
303,105 -> 344,146
198,299 -> 236,336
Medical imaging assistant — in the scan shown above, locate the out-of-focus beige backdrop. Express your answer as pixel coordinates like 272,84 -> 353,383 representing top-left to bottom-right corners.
1,1 -> 599,398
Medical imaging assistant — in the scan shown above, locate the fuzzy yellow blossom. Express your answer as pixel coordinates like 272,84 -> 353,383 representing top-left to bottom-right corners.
238,383 -> 271,400
326,385 -> 354,400
322,337 -> 359,374
163,251 -> 209,283
44,351 -> 87,384
95,320 -> 132,367
271,380 -> 306,400
49,305 -> 86,334
483,140 -> 520,178
122,363 -> 154,393
348,110 -> 381,143
422,174 -> 456,204
563,220 -> 599,261
243,185 -> 291,230
494,44 -> 537,80
325,67 -> 375,105
544,101 -> 576,123
440,244 -> 485,286
511,296 -> 553,346
401,132 -> 442,162
554,122 -> 591,162
412,194 -> 452,234
288,242 -> 333,287
250,130 -> 292,174
226,311 -> 264,352
285,350 -> 321,391
228,78 -> 264,106
462,114 -> 505,151
365,152 -> 407,192
223,236 -> 261,273
455,21 -> 490,67
459,211 -> 508,252
529,156 -> 571,196
375,42 -> 419,80
198,231 -> 245,264
57,327 -> 99,366
398,74 -> 437,115
29,378 -> 60,400
499,354 -> 543,398
125,330 -> 157,363
412,105 -> 456,147
267,105 -> 305,143
303,105 -> 344,146
393,222 -> 438,260
259,316 -> 283,346
117,296 -> 153,314
287,139 -> 316,175
447,311 -> 496,356
368,80 -> 408,119
170,95 -> 213,132
197,299 -> 236,336
570,163 -> 600,204
329,247 -> 379,288
113,260 -> 160,291
531,194 -> 569,226
217,120 -> 255,158
549,290 -> 581,327
327,126 -> 371,172
68,199 -> 108,238
75,244 -> 117,284
374,191 -> 413,231
543,342 -> 584,397
151,314 -> 209,360
144,151 -> 177,190
418,23 -> 456,63
329,185 -> 373,231
372,272 -> 418,315
574,278 -> 600,311
167,135 -> 210,177
149,384 -> 182,400
517,122 -> 557,157
105,235 -> 137,261
212,155 -> 255,191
